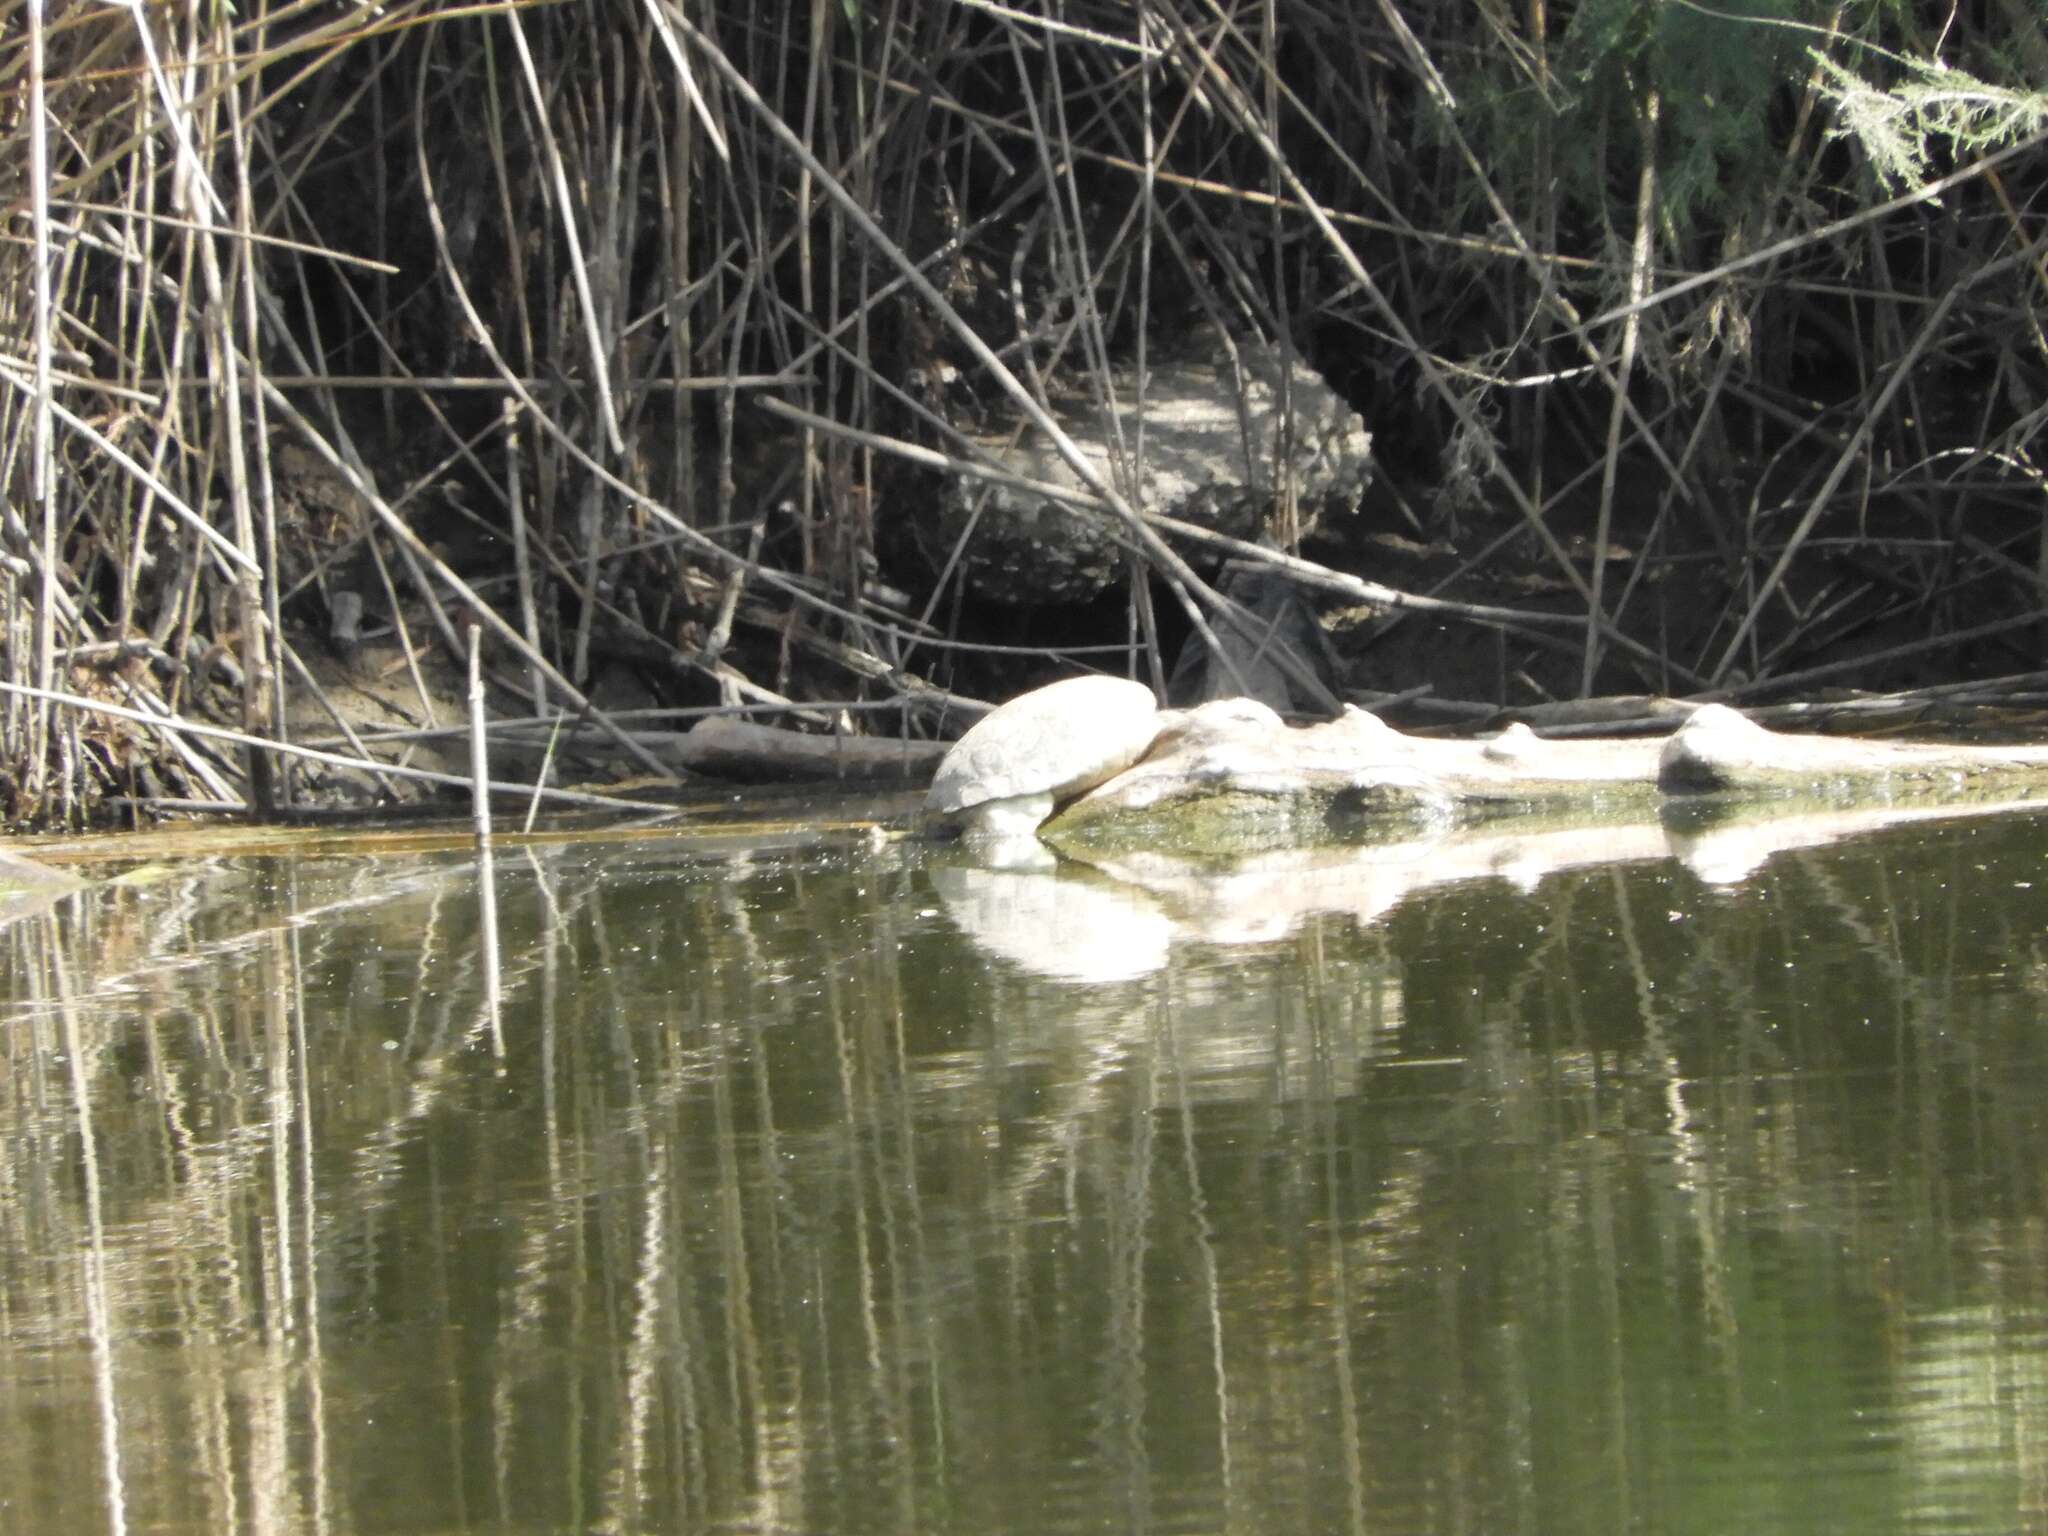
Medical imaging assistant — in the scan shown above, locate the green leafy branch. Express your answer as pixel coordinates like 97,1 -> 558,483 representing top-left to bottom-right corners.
1814,52 -> 2048,188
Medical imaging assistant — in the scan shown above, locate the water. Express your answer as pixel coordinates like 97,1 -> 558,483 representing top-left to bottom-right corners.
3,805 -> 2047,1535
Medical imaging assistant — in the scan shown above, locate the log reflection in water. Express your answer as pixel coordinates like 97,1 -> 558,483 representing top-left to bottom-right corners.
0,821 -> 2046,1532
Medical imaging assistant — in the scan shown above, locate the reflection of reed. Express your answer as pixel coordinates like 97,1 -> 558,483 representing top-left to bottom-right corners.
3,822 -> 2047,1532
58,925 -> 131,1536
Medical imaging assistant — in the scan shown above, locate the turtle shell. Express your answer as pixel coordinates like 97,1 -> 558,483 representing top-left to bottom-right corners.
927,676 -> 1162,815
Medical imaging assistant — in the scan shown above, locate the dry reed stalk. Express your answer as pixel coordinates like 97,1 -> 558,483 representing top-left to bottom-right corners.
467,622 -> 492,846
501,399 -> 549,712
26,0 -> 57,809
1581,88 -> 1661,696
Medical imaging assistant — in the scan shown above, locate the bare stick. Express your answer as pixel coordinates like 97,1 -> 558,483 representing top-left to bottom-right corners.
704,511 -> 769,668
522,713 -> 568,837
27,0 -> 56,808
501,398 -> 548,713
231,64 -> 293,806
502,5 -> 624,456
467,623 -> 492,846
365,531 -> 442,745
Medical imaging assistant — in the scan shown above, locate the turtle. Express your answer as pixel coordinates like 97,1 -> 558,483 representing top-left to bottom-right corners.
926,676 -> 1166,842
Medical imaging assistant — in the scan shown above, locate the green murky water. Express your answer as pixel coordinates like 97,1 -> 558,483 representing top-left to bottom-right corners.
4,805 -> 2047,1535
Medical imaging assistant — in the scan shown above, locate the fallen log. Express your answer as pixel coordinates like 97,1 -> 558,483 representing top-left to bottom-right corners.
674,716 -> 949,784
1043,700 -> 2048,856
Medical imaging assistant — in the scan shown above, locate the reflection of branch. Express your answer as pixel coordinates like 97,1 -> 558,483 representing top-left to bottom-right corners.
1158,992 -> 1236,1511
1097,1029 -> 1157,1525
1610,868 -> 1737,1355
597,1140 -> 671,1533
992,1007 -> 1152,1217
285,918 -> 335,1534
58,959 -> 133,1536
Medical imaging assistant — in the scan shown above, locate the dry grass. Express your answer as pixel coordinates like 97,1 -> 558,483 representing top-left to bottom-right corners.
2,0 -> 2042,827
